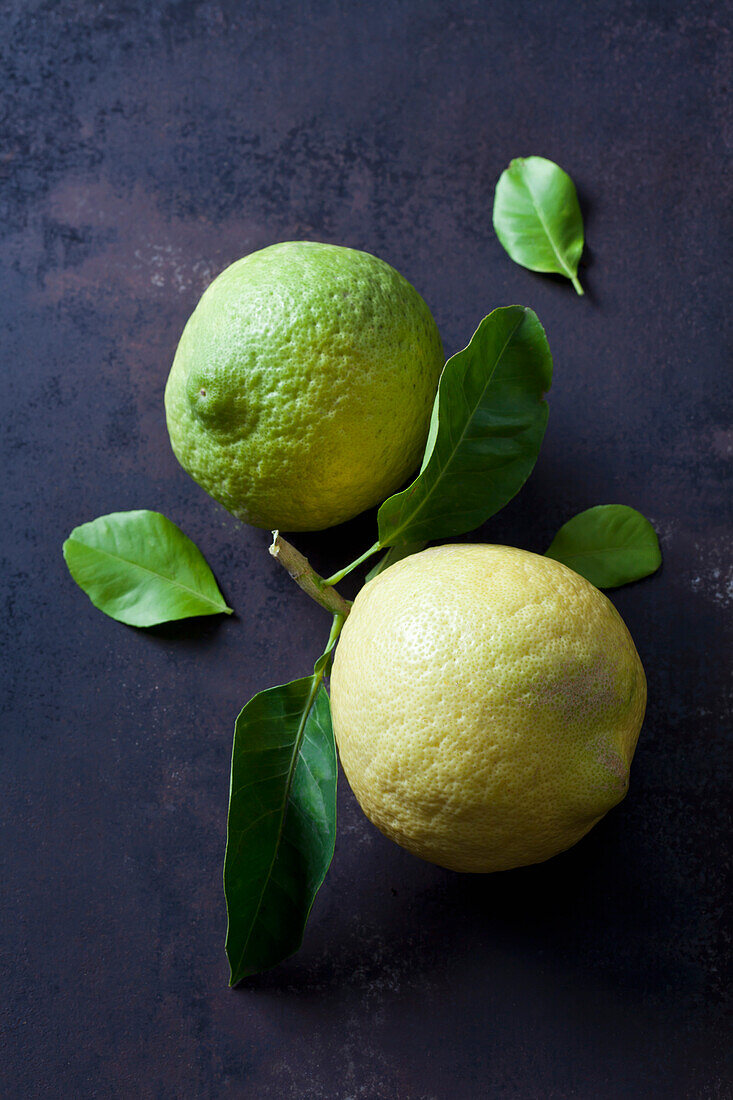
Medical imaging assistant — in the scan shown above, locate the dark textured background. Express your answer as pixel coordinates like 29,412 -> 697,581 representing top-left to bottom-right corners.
2,2 -> 731,1097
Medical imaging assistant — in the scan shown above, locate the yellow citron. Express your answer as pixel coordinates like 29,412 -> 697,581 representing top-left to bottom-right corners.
330,544 -> 646,873
165,241 -> 444,532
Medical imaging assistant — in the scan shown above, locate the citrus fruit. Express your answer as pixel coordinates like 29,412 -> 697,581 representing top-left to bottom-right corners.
164,241 -> 444,531
330,544 -> 646,873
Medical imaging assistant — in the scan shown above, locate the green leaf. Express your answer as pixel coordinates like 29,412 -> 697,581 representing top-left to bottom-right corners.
365,541 -> 427,583
493,156 -> 585,295
224,676 -> 337,984
62,510 -> 232,626
377,306 -> 552,546
545,505 -> 662,588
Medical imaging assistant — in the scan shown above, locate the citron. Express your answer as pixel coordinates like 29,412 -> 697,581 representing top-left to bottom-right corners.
165,241 -> 444,531
330,544 -> 646,873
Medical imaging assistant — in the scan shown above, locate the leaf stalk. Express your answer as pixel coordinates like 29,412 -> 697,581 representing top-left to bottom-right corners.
322,541 -> 382,586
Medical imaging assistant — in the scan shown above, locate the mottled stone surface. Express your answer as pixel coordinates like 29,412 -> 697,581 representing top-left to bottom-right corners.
1,2 -> 730,1096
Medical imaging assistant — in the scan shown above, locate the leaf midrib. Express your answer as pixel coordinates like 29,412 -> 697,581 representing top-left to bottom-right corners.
383,310 -> 526,544
556,544 -> 649,561
68,537 -> 227,612
522,171 -> 575,281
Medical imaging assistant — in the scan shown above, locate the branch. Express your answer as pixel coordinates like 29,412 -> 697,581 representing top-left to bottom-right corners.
269,532 -> 352,618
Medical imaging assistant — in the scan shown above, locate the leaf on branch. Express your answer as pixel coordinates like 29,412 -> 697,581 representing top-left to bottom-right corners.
377,306 -> 552,546
545,504 -> 662,588
224,676 -> 337,984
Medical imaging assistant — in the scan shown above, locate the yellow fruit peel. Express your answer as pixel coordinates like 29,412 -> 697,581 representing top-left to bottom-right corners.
330,544 -> 646,873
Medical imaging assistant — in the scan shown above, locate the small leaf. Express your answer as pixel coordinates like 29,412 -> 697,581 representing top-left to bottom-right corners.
224,676 -> 337,983
545,505 -> 662,588
63,510 -> 232,626
365,541 -> 427,583
493,156 -> 585,295
377,306 -> 552,546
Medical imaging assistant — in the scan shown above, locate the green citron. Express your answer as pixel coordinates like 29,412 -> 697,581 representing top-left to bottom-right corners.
165,242 -> 444,531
